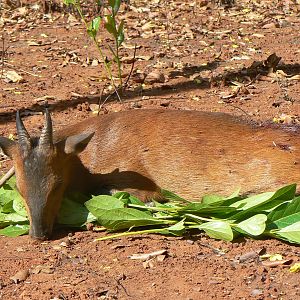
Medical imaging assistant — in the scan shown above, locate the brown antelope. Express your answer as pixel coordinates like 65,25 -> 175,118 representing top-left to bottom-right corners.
0,108 -> 299,240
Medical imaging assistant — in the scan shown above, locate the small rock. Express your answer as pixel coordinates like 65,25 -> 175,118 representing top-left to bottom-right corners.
238,251 -> 258,263
91,59 -> 99,67
145,71 -> 165,84
132,72 -> 146,83
160,100 -> 170,107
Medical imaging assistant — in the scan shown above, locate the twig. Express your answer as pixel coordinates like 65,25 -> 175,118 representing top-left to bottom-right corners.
0,166 -> 15,188
1,36 -> 5,78
123,43 -> 137,90
99,92 -> 113,110
97,86 -> 105,116
115,277 -> 131,297
226,103 -> 252,119
4,62 -> 41,77
197,241 -> 226,255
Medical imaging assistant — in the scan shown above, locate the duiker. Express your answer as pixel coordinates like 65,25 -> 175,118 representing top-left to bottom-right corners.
0,109 -> 299,240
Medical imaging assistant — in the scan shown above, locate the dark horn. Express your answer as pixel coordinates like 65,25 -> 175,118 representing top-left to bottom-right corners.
39,108 -> 53,149
16,111 -> 31,153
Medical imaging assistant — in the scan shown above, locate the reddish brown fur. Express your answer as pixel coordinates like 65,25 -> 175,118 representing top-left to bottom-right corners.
56,109 -> 300,199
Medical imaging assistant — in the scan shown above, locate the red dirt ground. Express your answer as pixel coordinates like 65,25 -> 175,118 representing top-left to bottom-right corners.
0,0 -> 300,299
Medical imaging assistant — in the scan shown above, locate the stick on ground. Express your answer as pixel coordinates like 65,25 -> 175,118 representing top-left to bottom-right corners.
0,166 -> 15,188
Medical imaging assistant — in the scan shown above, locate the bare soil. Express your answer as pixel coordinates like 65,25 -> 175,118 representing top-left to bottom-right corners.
0,1 -> 300,299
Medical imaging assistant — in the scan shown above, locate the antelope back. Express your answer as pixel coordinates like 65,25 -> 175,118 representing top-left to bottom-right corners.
74,109 -> 300,199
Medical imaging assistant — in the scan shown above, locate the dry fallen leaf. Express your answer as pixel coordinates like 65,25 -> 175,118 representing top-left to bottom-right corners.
156,255 -> 166,262
290,263 -> 300,273
122,43 -> 141,49
273,114 -> 295,125
260,253 -> 283,261
4,70 -> 24,83
252,33 -> 265,38
129,249 -> 167,261
262,259 -> 292,267
143,260 -> 155,269
67,14 -> 79,26
288,74 -> 300,81
91,59 -> 99,67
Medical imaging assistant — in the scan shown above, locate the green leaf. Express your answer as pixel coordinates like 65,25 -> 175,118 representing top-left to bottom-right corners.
267,196 -> 300,229
4,176 -> 16,190
0,189 -> 20,212
179,203 -> 237,217
108,0 -> 121,14
85,195 -> 125,216
166,219 -> 186,236
113,191 -> 145,206
235,214 -> 267,236
113,191 -> 130,200
161,189 -> 190,203
104,15 -> 118,38
198,221 -> 233,241
273,221 -> 300,244
95,208 -> 165,230
0,224 -> 29,237
225,188 -> 241,199
202,194 -> 224,205
63,0 -> 76,5
0,212 -> 28,225
13,196 -> 27,217
87,16 -> 101,39
202,188 -> 240,205
230,184 -> 296,221
230,192 -> 275,210
117,20 -> 124,47
58,196 -> 96,226
117,30 -> 124,47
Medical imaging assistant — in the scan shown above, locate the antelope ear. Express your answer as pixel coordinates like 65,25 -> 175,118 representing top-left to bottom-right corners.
0,137 -> 16,159
64,132 -> 94,154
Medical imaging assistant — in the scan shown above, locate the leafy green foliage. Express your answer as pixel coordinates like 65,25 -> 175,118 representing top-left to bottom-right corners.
87,16 -> 101,39
198,221 -> 233,241
92,208 -> 166,230
235,214 -> 267,236
58,193 -> 96,226
272,221 -> 300,244
0,225 -> 30,237
1,177 -> 300,245
267,196 -> 300,229
108,0 -> 121,15
63,0 -> 126,89
0,180 -> 29,232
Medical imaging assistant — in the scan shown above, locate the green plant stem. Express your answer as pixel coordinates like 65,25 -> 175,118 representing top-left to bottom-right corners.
73,1 -> 121,101
128,204 -> 180,213
94,222 -> 205,241
184,213 -> 215,222
94,228 -> 170,241
92,37 -> 121,101
115,44 -> 122,88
